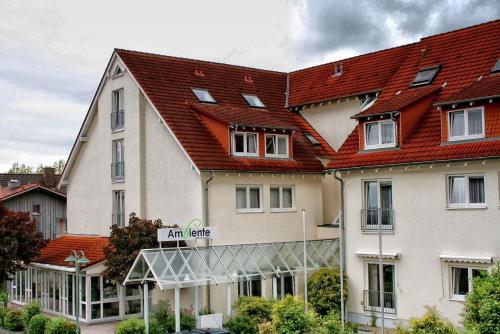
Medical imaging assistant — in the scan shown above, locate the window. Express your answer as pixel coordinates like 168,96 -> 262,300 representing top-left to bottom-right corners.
191,88 -> 216,103
365,263 -> 396,312
111,89 -> 124,130
239,279 -> 262,297
89,276 -> 120,319
451,267 -> 485,300
113,191 -> 125,227
32,204 -> 40,215
448,175 -> 485,208
410,66 -> 440,87
491,58 -> 500,74
232,132 -> 258,156
270,186 -> 294,211
363,180 -> 393,230
112,66 -> 123,78
112,140 -> 124,180
364,120 -> 396,149
242,94 -> 265,108
236,186 -> 262,212
448,108 -> 484,141
265,134 -> 289,158
304,133 -> 320,146
274,274 -> 294,299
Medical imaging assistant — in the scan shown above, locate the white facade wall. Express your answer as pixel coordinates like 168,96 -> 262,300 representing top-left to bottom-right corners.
342,159 -> 500,327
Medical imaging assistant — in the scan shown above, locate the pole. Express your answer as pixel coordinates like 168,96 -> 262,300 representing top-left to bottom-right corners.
194,286 -> 200,328
226,283 -> 232,318
378,208 -> 385,333
144,283 -> 149,334
175,288 -> 181,332
75,262 -> 80,334
339,209 -> 345,333
302,209 -> 308,313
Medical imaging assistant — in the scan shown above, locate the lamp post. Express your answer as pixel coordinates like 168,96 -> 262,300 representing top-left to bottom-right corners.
65,250 -> 89,334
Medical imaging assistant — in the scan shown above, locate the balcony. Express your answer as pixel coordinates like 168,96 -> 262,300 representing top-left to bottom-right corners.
112,213 -> 125,227
111,162 -> 125,181
111,110 -> 124,130
361,208 -> 394,232
363,290 -> 396,315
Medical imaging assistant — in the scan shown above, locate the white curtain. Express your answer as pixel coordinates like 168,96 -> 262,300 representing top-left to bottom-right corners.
249,188 -> 260,209
365,182 -> 378,225
468,110 -> 483,135
366,123 -> 379,145
368,264 -> 380,307
278,136 -> 287,155
270,188 -> 280,208
450,111 -> 465,137
380,183 -> 393,225
282,188 -> 293,208
236,188 -> 247,209
266,136 -> 276,154
247,134 -> 257,153
381,122 -> 395,144
449,176 -> 466,204
453,267 -> 468,295
469,177 -> 485,203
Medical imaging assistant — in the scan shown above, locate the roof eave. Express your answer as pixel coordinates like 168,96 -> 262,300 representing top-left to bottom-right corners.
434,94 -> 500,107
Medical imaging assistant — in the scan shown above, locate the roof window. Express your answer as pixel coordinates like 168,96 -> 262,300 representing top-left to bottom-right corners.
333,63 -> 343,77
242,94 -> 265,108
491,59 -> 500,74
191,88 -> 216,103
410,66 -> 440,87
305,133 -> 320,145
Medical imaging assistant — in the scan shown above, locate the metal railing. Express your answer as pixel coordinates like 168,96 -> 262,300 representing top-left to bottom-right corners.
111,162 -> 125,180
361,209 -> 394,231
363,290 -> 396,314
111,110 -> 124,130
112,213 -> 125,227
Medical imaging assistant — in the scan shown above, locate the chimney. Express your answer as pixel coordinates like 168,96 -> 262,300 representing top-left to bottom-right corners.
43,167 -> 56,187
8,179 -> 21,190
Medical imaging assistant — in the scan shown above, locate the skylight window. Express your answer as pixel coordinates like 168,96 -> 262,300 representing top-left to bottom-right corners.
410,66 -> 440,87
192,88 -> 216,103
491,59 -> 500,74
305,133 -> 320,145
242,94 -> 265,108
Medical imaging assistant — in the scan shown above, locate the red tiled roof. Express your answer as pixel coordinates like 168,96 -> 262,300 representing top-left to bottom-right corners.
329,20 -> 500,170
0,184 -> 66,202
116,49 -> 334,173
35,235 -> 109,268
353,86 -> 441,118
288,44 -> 413,106
435,75 -> 500,105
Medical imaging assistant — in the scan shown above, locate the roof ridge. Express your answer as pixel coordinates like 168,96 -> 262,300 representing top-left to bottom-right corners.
115,48 -> 287,75
419,18 -> 500,41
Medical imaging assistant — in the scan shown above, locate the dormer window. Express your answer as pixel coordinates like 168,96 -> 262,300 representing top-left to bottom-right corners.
491,58 -> 500,74
242,94 -> 265,108
364,120 -> 396,150
448,107 -> 484,141
232,132 -> 258,157
410,66 -> 440,87
333,63 -> 343,76
192,88 -> 216,103
265,134 -> 288,158
305,133 -> 320,146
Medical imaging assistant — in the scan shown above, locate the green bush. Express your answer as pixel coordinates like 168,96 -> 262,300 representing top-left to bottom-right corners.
0,305 -> 6,327
28,313 -> 49,334
180,311 -> 196,330
115,317 -> 145,334
234,296 -> 274,324
224,314 -> 258,334
23,301 -> 42,325
0,290 -> 8,307
307,268 -> 348,316
258,321 -> 273,334
149,300 -> 196,333
316,311 -> 357,334
409,307 -> 457,334
45,317 -> 78,334
3,308 -> 24,331
272,296 -> 313,334
464,263 -> 500,334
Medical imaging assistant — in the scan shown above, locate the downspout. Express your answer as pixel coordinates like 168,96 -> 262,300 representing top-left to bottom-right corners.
333,170 -> 346,331
203,171 -> 215,310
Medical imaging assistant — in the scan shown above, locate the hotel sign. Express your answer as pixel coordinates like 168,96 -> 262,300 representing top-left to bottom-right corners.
158,218 -> 217,242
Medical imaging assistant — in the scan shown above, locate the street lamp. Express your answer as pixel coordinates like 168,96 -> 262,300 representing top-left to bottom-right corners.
65,250 -> 89,334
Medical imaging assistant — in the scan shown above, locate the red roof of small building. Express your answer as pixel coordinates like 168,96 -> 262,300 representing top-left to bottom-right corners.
0,184 -> 66,202
35,235 -> 109,268
329,20 -> 500,170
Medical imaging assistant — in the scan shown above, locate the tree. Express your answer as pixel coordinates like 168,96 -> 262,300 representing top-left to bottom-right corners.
6,160 -> 66,174
307,267 -> 348,316
0,204 -> 47,285
102,213 -> 184,284
7,162 -> 34,174
464,263 -> 500,334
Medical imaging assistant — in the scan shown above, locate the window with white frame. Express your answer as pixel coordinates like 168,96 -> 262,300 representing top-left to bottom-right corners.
447,174 -> 485,208
364,120 -> 396,149
111,89 -> 124,130
265,134 -> 288,158
365,263 -> 396,312
232,132 -> 258,157
270,186 -> 294,211
239,279 -> 262,297
448,108 -> 484,141
113,191 -> 125,227
112,140 -> 125,180
236,185 -> 262,212
363,180 -> 393,229
451,266 -> 486,300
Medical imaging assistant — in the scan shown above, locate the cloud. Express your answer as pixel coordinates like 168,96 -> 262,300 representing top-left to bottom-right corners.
291,0 -> 500,65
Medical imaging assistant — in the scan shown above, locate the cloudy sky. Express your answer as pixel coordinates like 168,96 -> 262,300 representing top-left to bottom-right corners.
0,0 -> 498,172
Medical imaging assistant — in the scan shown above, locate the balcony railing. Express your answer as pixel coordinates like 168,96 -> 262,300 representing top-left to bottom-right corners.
361,208 -> 394,231
112,213 -> 125,227
363,290 -> 396,314
111,162 -> 125,181
111,110 -> 124,130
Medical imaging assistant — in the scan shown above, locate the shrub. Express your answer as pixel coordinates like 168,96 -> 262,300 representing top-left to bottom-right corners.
464,263 -> 500,334
272,296 -> 312,334
180,311 -> 196,330
150,300 -> 174,332
224,314 -> 258,334
234,296 -> 274,324
258,321 -> 273,334
409,307 -> 457,334
0,290 -> 8,307
115,317 -> 145,334
0,306 -> 6,327
3,308 -> 24,331
317,311 -> 358,334
28,313 -> 49,334
45,317 -> 78,334
307,268 -> 348,316
23,301 -> 42,325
